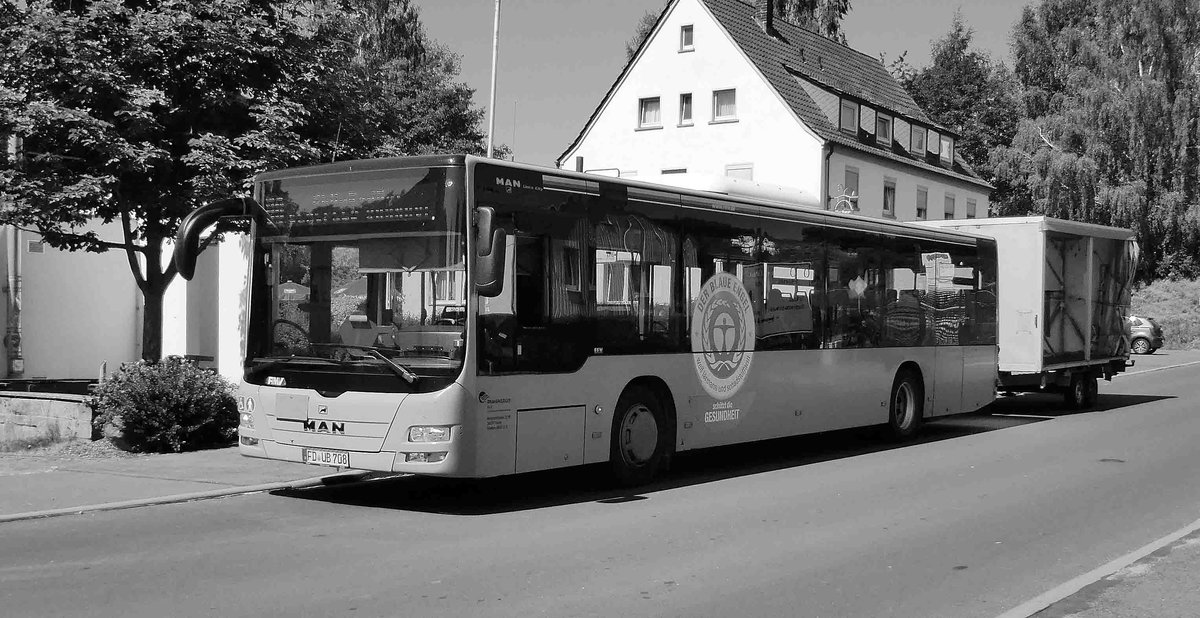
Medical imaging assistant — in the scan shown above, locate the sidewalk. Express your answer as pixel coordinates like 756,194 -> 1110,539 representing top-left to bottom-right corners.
0,445 -> 365,523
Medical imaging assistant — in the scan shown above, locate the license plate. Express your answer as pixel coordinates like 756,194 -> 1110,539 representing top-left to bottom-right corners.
302,448 -> 349,468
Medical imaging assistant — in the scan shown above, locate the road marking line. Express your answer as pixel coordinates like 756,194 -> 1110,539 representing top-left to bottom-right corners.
995,515 -> 1200,618
991,413 -> 1056,420
1116,359 -> 1200,378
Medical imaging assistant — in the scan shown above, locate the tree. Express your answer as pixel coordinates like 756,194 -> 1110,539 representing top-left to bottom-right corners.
989,0 -> 1200,279
776,0 -> 852,44
0,0 -> 495,361
624,9 -> 659,61
900,15 -> 1021,175
896,14 -> 1022,213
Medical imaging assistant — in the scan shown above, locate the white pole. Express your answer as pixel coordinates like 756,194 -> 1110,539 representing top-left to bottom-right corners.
486,0 -> 501,159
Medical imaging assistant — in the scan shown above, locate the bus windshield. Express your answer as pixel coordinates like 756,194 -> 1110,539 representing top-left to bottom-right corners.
245,165 -> 467,394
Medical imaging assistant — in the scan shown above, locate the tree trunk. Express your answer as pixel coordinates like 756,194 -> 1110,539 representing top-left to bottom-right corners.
141,283 -> 165,361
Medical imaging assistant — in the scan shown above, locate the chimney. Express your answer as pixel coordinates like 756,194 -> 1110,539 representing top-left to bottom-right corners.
755,0 -> 775,36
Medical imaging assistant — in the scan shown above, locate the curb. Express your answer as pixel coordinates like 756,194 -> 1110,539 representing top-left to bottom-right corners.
1116,359 -> 1200,378
995,515 -> 1200,618
0,470 -> 370,524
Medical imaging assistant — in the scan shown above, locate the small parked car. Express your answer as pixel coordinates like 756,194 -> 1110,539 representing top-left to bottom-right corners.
1126,315 -> 1164,354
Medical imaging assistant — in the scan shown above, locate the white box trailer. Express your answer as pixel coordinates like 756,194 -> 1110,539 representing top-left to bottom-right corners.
919,216 -> 1138,408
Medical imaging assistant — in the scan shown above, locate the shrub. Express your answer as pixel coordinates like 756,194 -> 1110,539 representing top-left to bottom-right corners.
1131,278 -> 1200,349
91,356 -> 238,453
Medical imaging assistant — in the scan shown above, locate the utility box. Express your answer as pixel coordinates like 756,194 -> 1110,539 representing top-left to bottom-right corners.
919,217 -> 1138,408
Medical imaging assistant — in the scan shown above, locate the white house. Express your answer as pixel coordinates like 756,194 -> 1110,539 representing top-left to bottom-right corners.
557,0 -> 992,221
0,219 -> 233,382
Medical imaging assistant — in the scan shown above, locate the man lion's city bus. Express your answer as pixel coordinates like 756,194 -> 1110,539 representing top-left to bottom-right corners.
174,155 -> 998,485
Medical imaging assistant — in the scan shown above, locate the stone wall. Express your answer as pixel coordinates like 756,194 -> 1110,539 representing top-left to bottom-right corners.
0,392 -> 92,448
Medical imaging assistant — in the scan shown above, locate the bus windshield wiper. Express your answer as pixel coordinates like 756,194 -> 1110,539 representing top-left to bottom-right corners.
364,348 -> 419,385
308,343 -> 419,385
245,355 -> 341,378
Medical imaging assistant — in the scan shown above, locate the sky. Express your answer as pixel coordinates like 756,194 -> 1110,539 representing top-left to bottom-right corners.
418,0 -> 1028,168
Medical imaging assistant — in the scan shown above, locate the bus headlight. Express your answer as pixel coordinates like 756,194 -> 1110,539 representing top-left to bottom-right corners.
408,425 -> 452,443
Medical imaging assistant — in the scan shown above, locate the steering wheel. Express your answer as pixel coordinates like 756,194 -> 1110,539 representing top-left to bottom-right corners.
272,318 -> 311,351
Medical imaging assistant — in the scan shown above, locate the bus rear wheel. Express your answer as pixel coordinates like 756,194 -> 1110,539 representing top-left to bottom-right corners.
887,370 -> 923,440
610,385 -> 671,486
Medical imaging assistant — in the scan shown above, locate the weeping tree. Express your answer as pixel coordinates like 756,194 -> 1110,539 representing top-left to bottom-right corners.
989,0 -> 1200,280
0,0 -> 493,361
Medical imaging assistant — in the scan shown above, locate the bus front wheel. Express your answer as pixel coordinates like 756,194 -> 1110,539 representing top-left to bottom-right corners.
610,385 -> 671,486
887,370 -> 924,440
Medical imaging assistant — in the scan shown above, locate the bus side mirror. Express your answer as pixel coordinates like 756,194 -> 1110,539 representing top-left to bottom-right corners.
174,197 -> 260,280
475,206 -> 507,298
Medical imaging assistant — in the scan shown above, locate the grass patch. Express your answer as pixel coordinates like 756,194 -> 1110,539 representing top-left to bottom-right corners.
1131,278 -> 1200,350
0,423 -> 63,452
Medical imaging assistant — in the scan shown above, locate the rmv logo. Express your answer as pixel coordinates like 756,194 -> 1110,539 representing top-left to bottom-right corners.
303,420 -> 345,435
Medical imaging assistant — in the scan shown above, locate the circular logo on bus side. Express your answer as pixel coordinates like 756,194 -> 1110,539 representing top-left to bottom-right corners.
691,272 -> 755,400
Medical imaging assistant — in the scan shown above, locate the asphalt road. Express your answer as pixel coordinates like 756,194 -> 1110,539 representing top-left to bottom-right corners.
2,351 -> 1199,618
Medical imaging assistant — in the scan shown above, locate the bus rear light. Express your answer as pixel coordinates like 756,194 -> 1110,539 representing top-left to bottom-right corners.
408,425 -> 452,442
240,412 -> 254,428
240,436 -> 259,446
404,452 -> 447,463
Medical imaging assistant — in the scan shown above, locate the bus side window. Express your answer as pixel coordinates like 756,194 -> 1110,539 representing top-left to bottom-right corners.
824,227 -> 883,349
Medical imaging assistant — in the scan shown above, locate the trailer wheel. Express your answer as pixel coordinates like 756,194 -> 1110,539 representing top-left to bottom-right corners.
1083,374 -> 1098,408
887,370 -> 923,440
610,385 -> 671,486
1064,374 -> 1095,409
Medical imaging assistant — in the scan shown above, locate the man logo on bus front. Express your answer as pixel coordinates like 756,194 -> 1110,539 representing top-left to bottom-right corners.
691,272 -> 755,400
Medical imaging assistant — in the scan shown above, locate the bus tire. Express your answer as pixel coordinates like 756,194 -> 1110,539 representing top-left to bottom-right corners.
610,384 -> 671,486
887,369 -> 923,440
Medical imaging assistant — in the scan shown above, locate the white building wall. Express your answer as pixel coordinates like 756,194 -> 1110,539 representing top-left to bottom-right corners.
562,0 -> 824,194
0,222 -> 139,380
216,235 -> 252,383
829,150 -> 991,221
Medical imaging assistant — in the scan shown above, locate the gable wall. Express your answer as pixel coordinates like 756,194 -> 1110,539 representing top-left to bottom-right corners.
564,0 -> 823,193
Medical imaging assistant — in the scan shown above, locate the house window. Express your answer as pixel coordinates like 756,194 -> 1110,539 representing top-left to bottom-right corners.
679,93 -> 693,126
916,186 -> 928,220
712,89 -> 737,121
638,97 -> 661,128
662,168 -> 687,174
859,105 -> 876,136
840,99 -> 858,133
928,129 -> 940,155
944,193 -> 956,219
911,125 -> 925,154
883,178 -> 896,217
966,198 -> 977,219
876,113 -> 892,146
833,166 -> 859,212
940,136 -> 953,165
680,25 -> 694,51
725,163 -> 753,180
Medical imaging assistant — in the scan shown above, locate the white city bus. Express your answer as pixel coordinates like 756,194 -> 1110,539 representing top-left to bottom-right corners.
175,155 -> 998,484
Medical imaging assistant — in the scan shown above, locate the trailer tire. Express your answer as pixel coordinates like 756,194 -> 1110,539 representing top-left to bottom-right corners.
887,369 -> 923,440
1065,374 -> 1095,410
610,385 -> 671,486
1083,374 -> 1098,408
